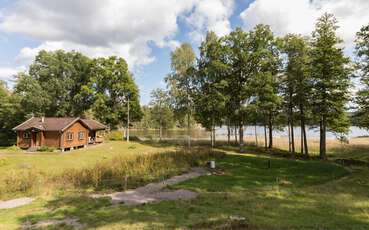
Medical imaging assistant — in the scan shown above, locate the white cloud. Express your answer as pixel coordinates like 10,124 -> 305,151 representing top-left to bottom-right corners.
0,0 -> 234,73
240,0 -> 369,52
0,67 -> 19,82
1,0 -> 202,69
186,0 -> 235,43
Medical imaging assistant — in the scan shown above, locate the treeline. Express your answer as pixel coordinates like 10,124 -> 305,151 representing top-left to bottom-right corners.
0,51 -> 142,145
163,13 -> 369,159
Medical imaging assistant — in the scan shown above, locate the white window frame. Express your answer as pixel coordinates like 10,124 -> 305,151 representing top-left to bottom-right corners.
78,131 -> 85,140
67,132 -> 74,141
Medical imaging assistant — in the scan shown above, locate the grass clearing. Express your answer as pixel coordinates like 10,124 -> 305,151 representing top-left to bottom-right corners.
0,141 -> 368,229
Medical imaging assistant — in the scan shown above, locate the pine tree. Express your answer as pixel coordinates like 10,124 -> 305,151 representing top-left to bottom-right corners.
310,13 -> 352,159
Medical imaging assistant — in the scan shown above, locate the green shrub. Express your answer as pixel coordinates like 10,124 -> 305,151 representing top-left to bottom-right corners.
37,146 -> 56,152
107,130 -> 123,141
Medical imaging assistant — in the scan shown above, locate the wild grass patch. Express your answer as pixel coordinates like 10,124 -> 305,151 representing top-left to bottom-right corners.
0,148 -> 224,199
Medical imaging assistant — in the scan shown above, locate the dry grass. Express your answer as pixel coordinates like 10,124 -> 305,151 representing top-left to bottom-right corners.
0,146 -> 224,199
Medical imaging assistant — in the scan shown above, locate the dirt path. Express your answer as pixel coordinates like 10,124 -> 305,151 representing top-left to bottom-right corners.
92,167 -> 208,205
0,197 -> 35,210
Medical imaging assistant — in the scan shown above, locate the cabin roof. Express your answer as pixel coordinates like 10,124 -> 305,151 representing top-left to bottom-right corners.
13,117 -> 107,132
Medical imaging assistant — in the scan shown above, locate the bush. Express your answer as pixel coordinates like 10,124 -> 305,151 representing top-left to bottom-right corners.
37,146 -> 56,152
107,130 -> 123,141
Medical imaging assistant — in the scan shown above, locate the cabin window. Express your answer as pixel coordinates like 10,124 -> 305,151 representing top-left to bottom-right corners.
78,131 -> 85,140
67,132 -> 74,141
23,132 -> 30,139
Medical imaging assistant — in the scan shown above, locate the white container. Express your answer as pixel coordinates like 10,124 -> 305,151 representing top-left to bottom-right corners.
210,161 -> 215,169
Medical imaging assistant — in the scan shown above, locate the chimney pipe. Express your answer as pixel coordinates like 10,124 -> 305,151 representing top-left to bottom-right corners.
41,117 -> 45,123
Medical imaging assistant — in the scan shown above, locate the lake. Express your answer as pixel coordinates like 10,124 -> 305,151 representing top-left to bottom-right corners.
130,126 -> 369,140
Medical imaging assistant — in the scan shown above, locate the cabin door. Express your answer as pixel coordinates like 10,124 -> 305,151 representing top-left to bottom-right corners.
32,132 -> 41,147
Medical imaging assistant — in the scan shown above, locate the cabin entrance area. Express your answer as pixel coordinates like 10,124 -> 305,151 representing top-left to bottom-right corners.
31,131 -> 41,147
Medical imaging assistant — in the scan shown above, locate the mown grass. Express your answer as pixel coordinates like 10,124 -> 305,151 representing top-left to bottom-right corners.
0,141 -> 369,229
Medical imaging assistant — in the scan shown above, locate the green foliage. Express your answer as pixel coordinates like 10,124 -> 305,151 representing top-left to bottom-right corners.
193,32 -> 229,131
0,81 -> 24,146
10,50 -> 142,131
37,146 -> 56,152
107,130 -> 123,141
354,23 -> 369,129
91,56 -> 142,128
166,43 -> 196,124
310,13 -> 352,158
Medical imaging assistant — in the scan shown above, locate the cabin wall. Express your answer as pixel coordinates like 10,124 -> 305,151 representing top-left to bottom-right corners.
61,121 -> 89,149
17,131 -> 31,149
43,131 -> 60,148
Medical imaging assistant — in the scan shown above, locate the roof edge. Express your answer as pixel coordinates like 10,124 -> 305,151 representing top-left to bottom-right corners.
60,117 -> 82,132
12,116 -> 35,131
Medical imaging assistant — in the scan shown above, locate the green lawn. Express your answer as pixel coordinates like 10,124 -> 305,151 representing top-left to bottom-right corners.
1,142 -> 368,229
0,141 -> 172,175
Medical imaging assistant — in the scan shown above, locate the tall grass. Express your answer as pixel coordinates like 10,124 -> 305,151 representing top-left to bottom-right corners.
0,148 -> 224,199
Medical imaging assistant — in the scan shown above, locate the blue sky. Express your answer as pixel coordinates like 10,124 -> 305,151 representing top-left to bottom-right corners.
0,0 -> 368,104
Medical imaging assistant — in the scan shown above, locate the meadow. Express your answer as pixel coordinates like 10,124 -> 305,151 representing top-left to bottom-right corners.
0,138 -> 368,229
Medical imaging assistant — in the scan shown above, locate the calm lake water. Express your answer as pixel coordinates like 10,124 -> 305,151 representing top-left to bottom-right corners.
131,126 -> 369,140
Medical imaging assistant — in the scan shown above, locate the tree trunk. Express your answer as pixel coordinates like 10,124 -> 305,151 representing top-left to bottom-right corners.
234,125 -> 238,144
213,125 -> 216,146
264,124 -> 268,149
268,115 -> 273,149
239,121 -> 244,152
254,124 -> 258,147
319,116 -> 327,160
300,123 -> 304,155
227,122 -> 231,145
287,121 -> 291,152
187,113 -> 191,148
303,123 -> 309,157
300,104 -> 309,157
290,115 -> 295,155
289,92 -> 295,154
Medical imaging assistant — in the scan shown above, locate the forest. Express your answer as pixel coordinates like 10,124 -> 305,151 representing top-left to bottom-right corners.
1,13 -> 369,160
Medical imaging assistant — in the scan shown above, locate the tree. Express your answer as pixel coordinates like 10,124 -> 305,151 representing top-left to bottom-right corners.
27,50 -> 93,117
14,73 -> 50,116
250,24 -> 282,150
281,34 -> 312,157
194,32 -> 229,147
0,81 -> 24,146
354,24 -> 369,129
166,43 -> 196,147
149,88 -> 174,140
223,28 -> 254,151
310,13 -> 352,159
91,56 -> 142,129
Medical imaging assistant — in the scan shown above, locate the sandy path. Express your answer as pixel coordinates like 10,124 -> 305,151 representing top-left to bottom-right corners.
92,167 -> 208,205
0,197 -> 35,210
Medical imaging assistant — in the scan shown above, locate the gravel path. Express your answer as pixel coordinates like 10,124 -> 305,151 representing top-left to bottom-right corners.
92,167 -> 208,205
0,197 -> 35,210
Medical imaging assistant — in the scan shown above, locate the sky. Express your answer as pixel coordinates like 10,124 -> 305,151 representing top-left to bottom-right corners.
0,0 -> 368,105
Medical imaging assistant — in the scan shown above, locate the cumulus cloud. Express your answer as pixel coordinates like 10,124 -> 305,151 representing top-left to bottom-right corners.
0,0 -> 234,73
0,67 -> 20,82
240,0 -> 369,52
185,0 -> 235,43
1,0 -> 202,69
